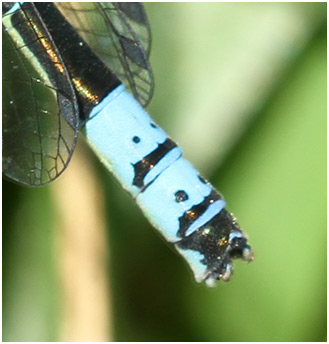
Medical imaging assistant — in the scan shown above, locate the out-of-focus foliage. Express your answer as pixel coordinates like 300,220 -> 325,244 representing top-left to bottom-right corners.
3,3 -> 326,342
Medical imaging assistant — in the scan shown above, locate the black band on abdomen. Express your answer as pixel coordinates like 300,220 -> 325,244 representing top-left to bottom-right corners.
132,138 -> 177,189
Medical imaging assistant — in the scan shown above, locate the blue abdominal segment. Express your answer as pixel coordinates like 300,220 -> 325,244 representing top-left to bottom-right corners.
86,85 -> 181,196
137,158 -> 219,242
85,85 -> 253,285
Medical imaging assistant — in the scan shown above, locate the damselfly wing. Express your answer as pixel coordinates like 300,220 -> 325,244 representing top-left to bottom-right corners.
2,2 -> 79,186
3,2 -> 152,186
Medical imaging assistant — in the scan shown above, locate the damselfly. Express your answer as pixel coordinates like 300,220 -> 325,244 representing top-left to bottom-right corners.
2,2 -> 253,286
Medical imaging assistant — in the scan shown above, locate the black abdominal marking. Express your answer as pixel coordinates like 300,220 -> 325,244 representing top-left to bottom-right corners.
175,190 -> 188,203
176,209 -> 251,281
132,138 -> 177,189
177,189 -> 223,238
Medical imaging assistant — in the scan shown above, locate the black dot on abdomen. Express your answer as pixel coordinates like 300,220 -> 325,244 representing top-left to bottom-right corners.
132,136 -> 140,143
175,190 -> 189,203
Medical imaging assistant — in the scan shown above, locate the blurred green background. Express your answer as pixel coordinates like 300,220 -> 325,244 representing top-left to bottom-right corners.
3,2 -> 326,342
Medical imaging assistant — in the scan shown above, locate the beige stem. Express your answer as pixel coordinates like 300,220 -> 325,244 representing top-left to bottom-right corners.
51,141 -> 112,342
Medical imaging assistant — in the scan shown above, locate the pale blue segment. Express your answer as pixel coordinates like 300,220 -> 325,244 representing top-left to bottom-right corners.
175,246 -> 207,282
185,199 -> 226,237
85,85 -> 181,196
136,157 -> 213,242
5,2 -> 23,15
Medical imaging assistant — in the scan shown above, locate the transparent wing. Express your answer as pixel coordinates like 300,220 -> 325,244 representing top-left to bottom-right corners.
55,2 -> 154,107
2,3 -> 79,187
